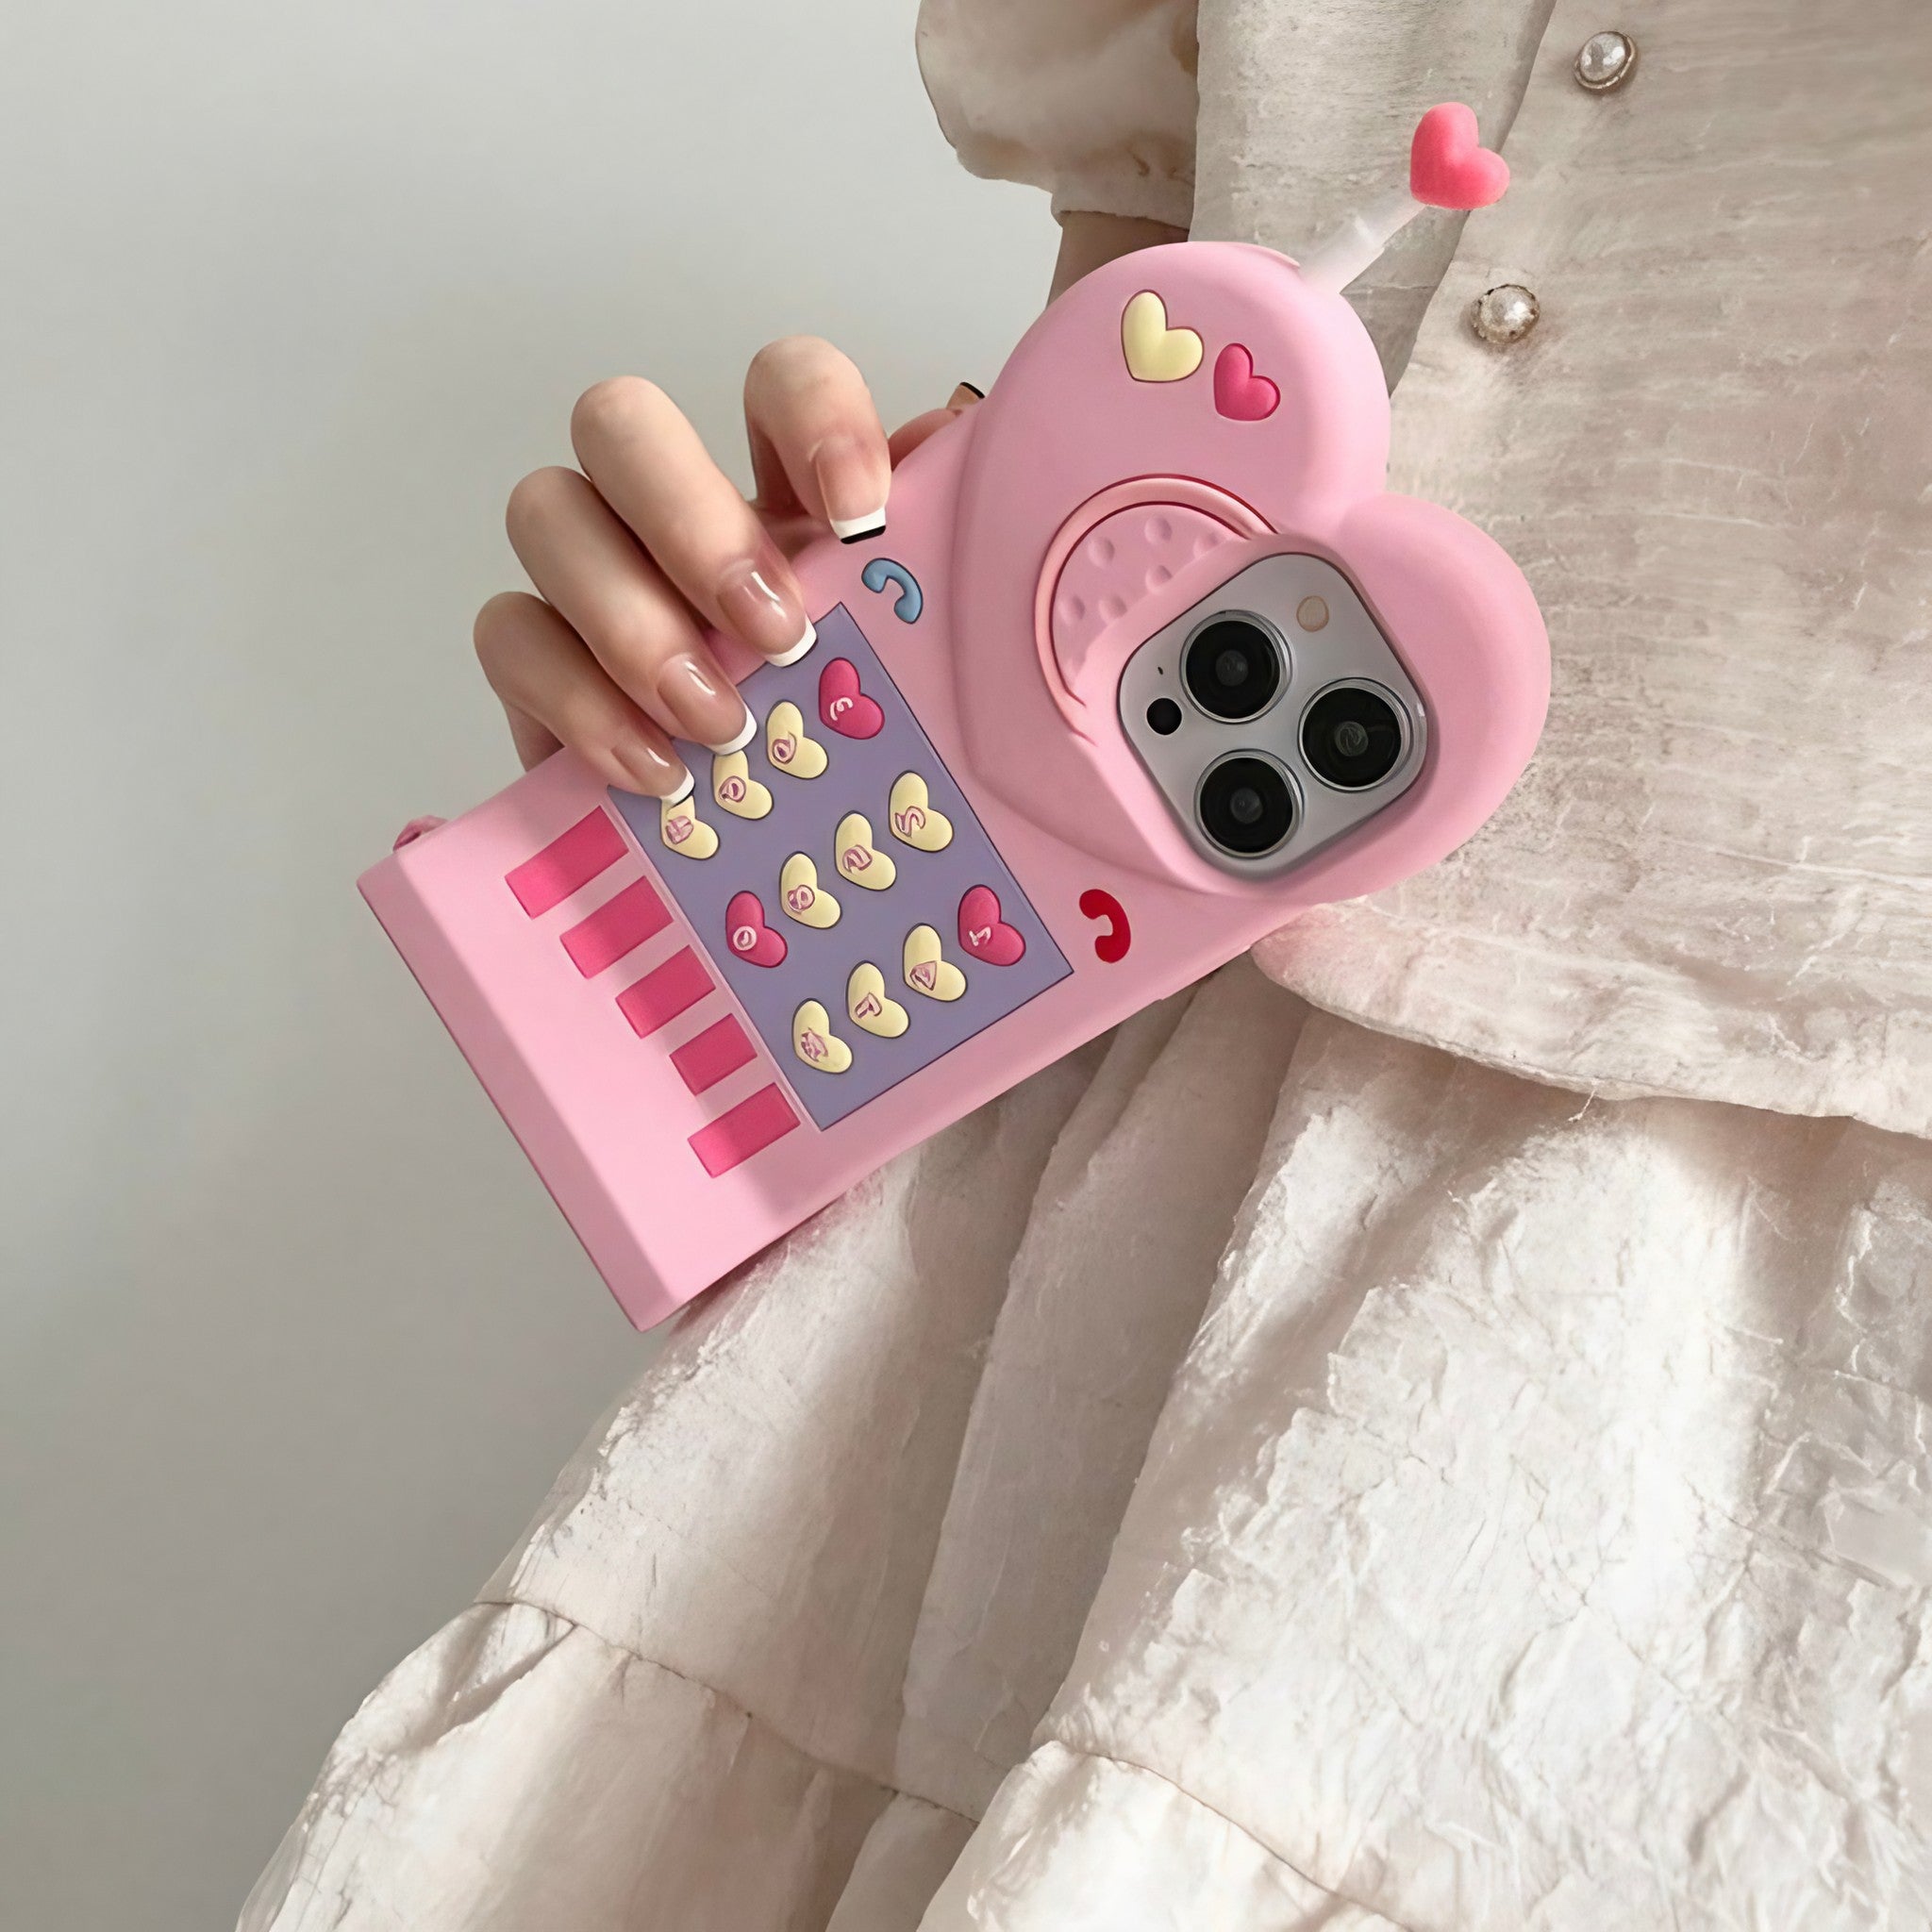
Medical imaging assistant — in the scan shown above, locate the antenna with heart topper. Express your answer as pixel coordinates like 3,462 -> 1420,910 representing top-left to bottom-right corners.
1300,102 -> 1512,293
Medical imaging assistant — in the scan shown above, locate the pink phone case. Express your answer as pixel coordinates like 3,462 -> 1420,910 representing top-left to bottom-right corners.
361,242 -> 1549,1328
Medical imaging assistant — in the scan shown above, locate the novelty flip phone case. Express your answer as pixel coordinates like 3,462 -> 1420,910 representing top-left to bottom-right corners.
361,111 -> 1551,1329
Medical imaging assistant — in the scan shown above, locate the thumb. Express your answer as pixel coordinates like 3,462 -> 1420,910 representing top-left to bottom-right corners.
887,381 -> 983,467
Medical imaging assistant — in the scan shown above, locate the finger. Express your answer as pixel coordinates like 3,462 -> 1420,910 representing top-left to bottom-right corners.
889,389 -> 982,467
742,336 -> 891,542
475,592 -> 692,797
505,466 -> 755,756
569,378 -> 816,667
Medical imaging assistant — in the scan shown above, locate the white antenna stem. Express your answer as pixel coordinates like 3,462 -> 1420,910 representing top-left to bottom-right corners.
1298,185 -> 1423,294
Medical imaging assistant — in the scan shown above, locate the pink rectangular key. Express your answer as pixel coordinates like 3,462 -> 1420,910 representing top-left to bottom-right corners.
505,808 -> 625,918
560,875 -> 671,977
616,947 -> 713,1039
689,1084 -> 800,1176
670,1014 -> 757,1095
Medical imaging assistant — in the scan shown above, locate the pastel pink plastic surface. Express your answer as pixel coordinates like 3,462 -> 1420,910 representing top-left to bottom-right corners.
358,242 -> 1550,1328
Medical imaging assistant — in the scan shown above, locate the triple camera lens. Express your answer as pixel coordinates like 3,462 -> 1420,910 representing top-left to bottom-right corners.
1182,615 -> 1282,722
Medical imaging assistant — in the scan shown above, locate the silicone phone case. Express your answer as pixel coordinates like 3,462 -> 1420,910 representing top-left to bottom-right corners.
360,242 -> 1550,1328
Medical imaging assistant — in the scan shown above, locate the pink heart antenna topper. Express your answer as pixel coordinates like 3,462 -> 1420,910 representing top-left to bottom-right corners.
1300,102 -> 1509,294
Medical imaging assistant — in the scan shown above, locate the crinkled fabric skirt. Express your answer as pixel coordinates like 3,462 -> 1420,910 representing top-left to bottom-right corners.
243,961 -> 1932,1930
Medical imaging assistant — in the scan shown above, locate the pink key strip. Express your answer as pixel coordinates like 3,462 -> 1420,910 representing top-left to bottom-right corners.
560,875 -> 670,977
689,1085 -> 799,1176
671,1015 -> 757,1095
616,947 -> 713,1038
505,808 -> 625,918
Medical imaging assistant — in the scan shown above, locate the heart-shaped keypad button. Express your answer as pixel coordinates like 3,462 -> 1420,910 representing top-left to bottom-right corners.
791,1000 -> 852,1074
725,890 -> 787,968
779,853 -> 841,928
712,750 -> 774,820
846,962 -> 909,1039
659,793 -> 719,859
888,773 -> 953,852
903,924 -> 967,1001
765,701 -> 827,778
958,885 -> 1025,966
1120,290 -> 1204,384
834,812 -> 897,891
818,658 -> 885,740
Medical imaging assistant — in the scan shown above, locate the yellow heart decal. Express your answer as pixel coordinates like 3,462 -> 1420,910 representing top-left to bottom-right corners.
791,1000 -> 852,1074
711,749 -> 773,820
765,701 -> 828,779
888,773 -> 954,853
834,812 -> 897,891
659,793 -> 719,859
779,852 -> 841,928
902,924 -> 967,1002
846,962 -> 909,1040
1121,291 -> 1203,384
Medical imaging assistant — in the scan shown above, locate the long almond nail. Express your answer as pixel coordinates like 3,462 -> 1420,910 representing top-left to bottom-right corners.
657,653 -> 753,753
615,736 -> 691,799
813,434 -> 887,542
718,553 -> 815,664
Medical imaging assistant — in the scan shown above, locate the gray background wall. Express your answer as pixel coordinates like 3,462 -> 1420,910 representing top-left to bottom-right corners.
0,7 -> 1050,1925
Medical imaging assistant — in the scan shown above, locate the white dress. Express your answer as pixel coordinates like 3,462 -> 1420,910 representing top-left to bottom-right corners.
244,1 -> 1932,1925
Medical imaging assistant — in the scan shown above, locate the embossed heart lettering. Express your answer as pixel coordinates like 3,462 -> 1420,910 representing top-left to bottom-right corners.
1213,343 -> 1279,422
818,658 -> 885,740
902,924 -> 967,1002
888,772 -> 954,853
712,750 -> 773,820
791,1000 -> 852,1074
846,962 -> 909,1040
764,701 -> 828,778
659,793 -> 719,859
834,812 -> 897,891
725,890 -> 787,968
1409,101 -> 1509,210
779,852 -> 841,928
1121,290 -> 1203,384
958,886 -> 1025,966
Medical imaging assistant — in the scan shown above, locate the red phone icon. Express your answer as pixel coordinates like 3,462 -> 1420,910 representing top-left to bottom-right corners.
1079,889 -> 1131,963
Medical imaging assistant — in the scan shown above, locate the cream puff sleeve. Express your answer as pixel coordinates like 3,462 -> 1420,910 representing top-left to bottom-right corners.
916,0 -> 1200,228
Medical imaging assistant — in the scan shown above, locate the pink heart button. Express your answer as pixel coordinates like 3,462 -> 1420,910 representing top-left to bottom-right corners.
1213,343 -> 1279,422
725,890 -> 788,969
958,885 -> 1025,967
1409,102 -> 1509,211
818,658 -> 885,740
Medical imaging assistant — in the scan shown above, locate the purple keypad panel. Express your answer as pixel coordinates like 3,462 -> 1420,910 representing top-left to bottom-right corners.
609,603 -> 1071,1128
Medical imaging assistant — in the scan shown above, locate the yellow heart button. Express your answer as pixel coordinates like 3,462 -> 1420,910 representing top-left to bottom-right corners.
1122,290 -> 1204,384
711,749 -> 773,820
659,793 -> 720,859
888,773 -> 953,853
902,924 -> 967,1002
765,701 -> 828,779
834,812 -> 897,891
779,852 -> 841,928
791,1000 -> 852,1074
846,962 -> 908,1040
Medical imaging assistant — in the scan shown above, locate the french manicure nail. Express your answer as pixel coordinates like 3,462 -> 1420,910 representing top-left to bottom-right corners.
718,553 -> 815,663
949,381 -> 985,407
813,434 -> 888,543
657,652 -> 753,753
616,737 -> 691,799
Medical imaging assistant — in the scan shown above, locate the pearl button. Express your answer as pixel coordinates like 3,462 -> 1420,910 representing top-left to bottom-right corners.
1574,30 -> 1637,92
1471,284 -> 1541,345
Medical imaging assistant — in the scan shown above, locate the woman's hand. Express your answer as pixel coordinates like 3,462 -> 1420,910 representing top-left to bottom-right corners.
475,337 -> 974,798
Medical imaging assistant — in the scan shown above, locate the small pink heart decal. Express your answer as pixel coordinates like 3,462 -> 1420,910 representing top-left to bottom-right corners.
958,885 -> 1025,967
909,959 -> 937,991
663,812 -> 694,846
1213,343 -> 1278,422
818,658 -> 884,740
725,890 -> 787,968
1409,102 -> 1508,211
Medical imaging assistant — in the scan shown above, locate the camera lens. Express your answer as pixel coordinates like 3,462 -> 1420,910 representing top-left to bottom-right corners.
1301,683 -> 1406,790
1197,755 -> 1296,858
1181,615 -> 1282,722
